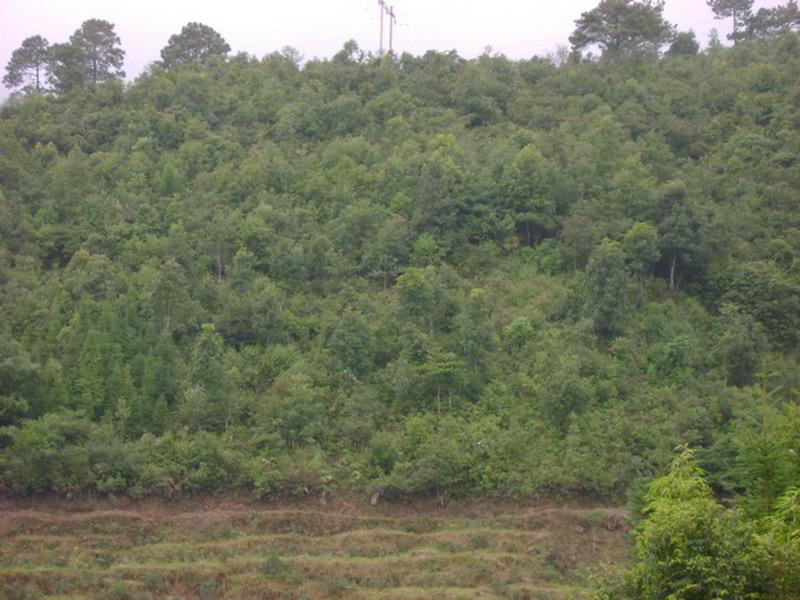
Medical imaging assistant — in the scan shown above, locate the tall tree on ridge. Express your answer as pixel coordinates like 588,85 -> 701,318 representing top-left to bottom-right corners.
160,22 -> 231,68
707,0 -> 754,42
3,35 -> 50,93
570,0 -> 675,57
745,0 -> 800,39
68,19 -> 125,86
47,42 -> 86,93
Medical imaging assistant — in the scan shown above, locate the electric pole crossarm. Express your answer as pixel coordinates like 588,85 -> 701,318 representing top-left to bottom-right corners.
388,6 -> 396,53
378,1 -> 398,56
378,0 -> 386,55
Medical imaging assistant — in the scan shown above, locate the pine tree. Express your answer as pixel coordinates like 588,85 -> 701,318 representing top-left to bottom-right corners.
3,35 -> 49,93
160,22 -> 230,68
68,19 -> 125,87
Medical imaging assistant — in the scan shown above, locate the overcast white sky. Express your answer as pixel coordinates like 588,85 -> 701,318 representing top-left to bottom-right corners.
0,0 -> 787,100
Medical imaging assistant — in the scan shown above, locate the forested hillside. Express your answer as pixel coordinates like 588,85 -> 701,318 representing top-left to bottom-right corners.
2,9 -> 799,503
2,0 -> 800,558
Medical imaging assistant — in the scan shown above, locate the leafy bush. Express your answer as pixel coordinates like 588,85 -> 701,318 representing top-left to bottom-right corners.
0,411 -> 94,494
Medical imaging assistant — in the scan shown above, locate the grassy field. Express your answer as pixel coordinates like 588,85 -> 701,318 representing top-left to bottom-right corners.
0,496 -> 631,599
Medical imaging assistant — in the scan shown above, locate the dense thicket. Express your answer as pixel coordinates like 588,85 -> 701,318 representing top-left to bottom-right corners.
1,22 -> 799,529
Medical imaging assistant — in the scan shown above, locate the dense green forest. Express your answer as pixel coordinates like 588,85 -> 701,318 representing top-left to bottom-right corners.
1,0 -> 799,595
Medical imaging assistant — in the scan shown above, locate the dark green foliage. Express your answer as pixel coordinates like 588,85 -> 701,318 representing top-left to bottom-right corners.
4,20 -> 124,95
585,239 -> 632,337
0,336 -> 46,425
3,35 -> 49,93
46,42 -> 87,94
570,0 -> 675,56
668,30 -> 700,55
708,0 -> 754,41
723,261 -> 800,349
718,304 -> 766,387
68,19 -> 125,86
744,1 -> 800,40
652,181 -> 704,292
160,23 -> 231,69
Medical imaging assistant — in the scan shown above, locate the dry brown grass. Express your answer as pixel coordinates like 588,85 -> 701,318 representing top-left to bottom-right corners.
0,496 -> 631,599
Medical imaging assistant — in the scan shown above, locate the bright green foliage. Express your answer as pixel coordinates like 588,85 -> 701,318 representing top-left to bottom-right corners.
182,323 -> 231,431
629,447 -> 766,599
327,310 -> 373,377
760,487 -> 800,598
421,345 -> 465,413
256,372 -> 325,450
410,234 -> 442,267
188,324 -> 226,398
733,402 -> 800,519
623,223 -> 660,280
455,288 -> 497,373
396,266 -> 457,334
0,411 -> 94,495
502,144 -> 557,245
737,428 -> 787,516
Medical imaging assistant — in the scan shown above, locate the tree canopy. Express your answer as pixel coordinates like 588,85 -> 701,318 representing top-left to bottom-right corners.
2,35 -> 49,93
68,19 -> 125,86
160,22 -> 231,68
0,13 -> 799,594
707,0 -> 754,41
570,0 -> 675,56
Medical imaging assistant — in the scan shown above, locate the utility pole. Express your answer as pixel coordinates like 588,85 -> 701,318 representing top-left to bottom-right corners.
388,6 -> 396,54
378,0 -> 386,55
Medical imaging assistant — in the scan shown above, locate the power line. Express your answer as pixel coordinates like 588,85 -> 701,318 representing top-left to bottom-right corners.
379,0 -> 386,55
377,1 -> 398,55
389,5 -> 397,53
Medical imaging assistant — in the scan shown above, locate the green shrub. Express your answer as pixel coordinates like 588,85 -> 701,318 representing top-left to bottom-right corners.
0,411 -> 93,494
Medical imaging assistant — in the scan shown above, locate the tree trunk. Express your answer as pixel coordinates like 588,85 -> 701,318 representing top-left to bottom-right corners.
636,274 -> 645,308
669,253 -> 677,293
164,301 -> 172,333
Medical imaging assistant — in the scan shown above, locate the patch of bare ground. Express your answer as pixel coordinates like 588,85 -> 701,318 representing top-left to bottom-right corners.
0,495 -> 631,599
